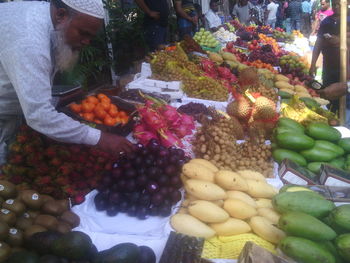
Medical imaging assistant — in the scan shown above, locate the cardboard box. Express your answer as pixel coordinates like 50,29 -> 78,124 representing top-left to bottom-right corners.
320,165 -> 350,187
278,159 -> 319,185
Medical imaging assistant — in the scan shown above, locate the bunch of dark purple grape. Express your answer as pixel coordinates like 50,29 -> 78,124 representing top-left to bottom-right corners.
94,139 -> 189,219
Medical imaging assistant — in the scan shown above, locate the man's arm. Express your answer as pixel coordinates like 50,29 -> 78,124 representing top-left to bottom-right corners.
1,43 -> 133,155
309,36 -> 322,76
318,82 -> 347,100
174,1 -> 195,22
135,0 -> 160,20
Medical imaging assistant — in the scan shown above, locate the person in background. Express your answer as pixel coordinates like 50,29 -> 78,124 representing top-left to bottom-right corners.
250,0 -> 265,26
0,0 -> 134,166
205,0 -> 222,31
287,0 -> 302,31
232,0 -> 253,25
135,0 -> 169,52
310,0 -> 333,35
174,0 -> 198,39
301,0 -> 311,36
265,0 -> 279,28
282,0 -> 291,32
309,0 -> 344,112
194,3 -> 206,29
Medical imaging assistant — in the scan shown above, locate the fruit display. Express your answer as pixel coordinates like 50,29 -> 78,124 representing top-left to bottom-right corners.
273,30 -> 294,43
258,34 -> 280,54
93,140 -> 187,219
69,93 -> 130,126
177,102 -> 211,121
4,231 -> 156,263
272,117 -> 350,174
273,186 -> 350,263
171,158 -> 283,245
2,126 -> 113,202
193,28 -> 219,48
0,180 -> 82,261
133,98 -> 195,147
279,54 -> 312,82
292,30 -> 304,38
150,45 -> 229,101
213,27 -> 237,43
192,111 -> 274,176
248,48 -> 279,66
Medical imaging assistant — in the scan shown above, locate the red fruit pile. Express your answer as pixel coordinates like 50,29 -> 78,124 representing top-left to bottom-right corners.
1,126 -> 116,204
133,99 -> 195,148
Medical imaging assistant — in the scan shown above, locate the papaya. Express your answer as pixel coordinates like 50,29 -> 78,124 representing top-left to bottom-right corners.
329,157 -> 345,170
278,90 -> 293,99
273,149 -> 307,166
317,241 -> 344,263
322,215 -> 348,235
278,117 -> 305,133
300,97 -> 321,109
275,126 -> 304,135
338,138 -> 350,153
314,141 -> 345,157
308,162 -> 328,173
278,211 -> 337,241
329,205 -> 350,231
279,236 -> 335,263
272,191 -> 335,218
335,234 -> 350,261
306,122 -> 341,142
300,147 -> 338,162
276,132 -> 315,151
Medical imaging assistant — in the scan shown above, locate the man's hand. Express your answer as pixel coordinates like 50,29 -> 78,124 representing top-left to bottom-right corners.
149,11 -> 160,20
309,65 -> 317,76
97,132 -> 134,156
324,35 -> 340,47
318,82 -> 347,101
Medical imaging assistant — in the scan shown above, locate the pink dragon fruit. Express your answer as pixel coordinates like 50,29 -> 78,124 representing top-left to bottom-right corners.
159,129 -> 183,148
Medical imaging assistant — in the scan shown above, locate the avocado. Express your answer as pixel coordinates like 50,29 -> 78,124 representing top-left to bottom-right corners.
20,190 -> 43,210
51,231 -> 92,260
26,231 -> 63,255
24,225 -> 47,240
0,241 -> 11,262
56,200 -> 70,212
0,209 -> 16,226
139,246 -> 156,263
6,251 -> 39,263
95,243 -> 140,263
3,199 -> 26,215
335,234 -> 350,261
16,213 -> 33,231
27,210 -> 40,220
0,221 -> 9,241
0,181 -> 17,200
38,255 -> 62,263
6,228 -> 24,247
34,215 -> 58,231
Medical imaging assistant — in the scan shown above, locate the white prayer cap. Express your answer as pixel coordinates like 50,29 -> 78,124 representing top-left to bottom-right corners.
61,0 -> 105,19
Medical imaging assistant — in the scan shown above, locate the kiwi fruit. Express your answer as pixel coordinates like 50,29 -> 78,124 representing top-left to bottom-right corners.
24,225 -> 47,240
56,199 -> 70,212
0,181 -> 17,200
6,228 -> 23,247
34,215 -> 58,231
20,190 -> 43,210
0,241 -> 11,262
2,199 -> 26,215
40,195 -> 55,204
27,210 -> 40,220
0,209 -> 16,226
15,213 -> 33,231
60,211 -> 80,228
41,201 -> 64,216
0,221 -> 9,241
56,221 -> 71,234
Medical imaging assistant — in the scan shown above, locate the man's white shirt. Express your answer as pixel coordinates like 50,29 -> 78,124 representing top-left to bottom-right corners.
0,1 -> 101,145
205,9 -> 222,29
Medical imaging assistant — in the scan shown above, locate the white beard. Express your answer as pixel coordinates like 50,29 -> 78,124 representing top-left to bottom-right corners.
51,25 -> 79,72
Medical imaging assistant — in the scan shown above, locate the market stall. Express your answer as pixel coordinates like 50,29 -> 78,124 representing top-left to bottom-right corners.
0,20 -> 349,263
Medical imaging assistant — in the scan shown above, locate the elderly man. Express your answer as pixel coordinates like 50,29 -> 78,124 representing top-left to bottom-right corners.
0,0 -> 134,165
